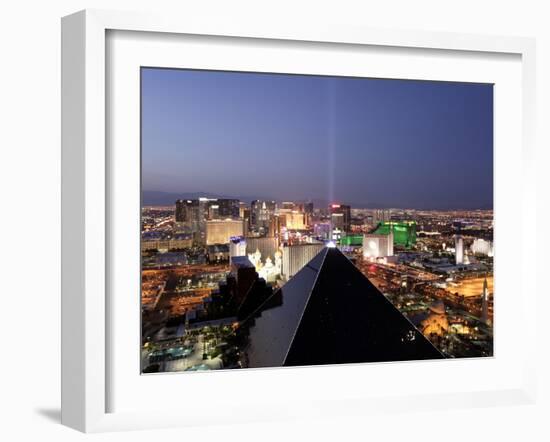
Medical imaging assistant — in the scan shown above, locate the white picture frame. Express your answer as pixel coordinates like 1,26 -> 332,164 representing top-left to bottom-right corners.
61,9 -> 537,433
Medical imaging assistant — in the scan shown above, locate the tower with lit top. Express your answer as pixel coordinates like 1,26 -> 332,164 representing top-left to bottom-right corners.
455,234 -> 464,265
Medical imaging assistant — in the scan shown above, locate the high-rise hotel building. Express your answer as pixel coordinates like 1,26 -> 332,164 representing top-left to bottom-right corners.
455,234 -> 464,265
176,198 -> 239,223
281,242 -> 325,280
206,219 -> 244,245
284,211 -> 307,230
250,200 -> 276,232
176,197 -> 240,244
329,204 -> 351,233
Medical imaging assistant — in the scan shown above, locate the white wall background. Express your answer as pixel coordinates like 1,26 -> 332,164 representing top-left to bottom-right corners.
0,1 -> 548,440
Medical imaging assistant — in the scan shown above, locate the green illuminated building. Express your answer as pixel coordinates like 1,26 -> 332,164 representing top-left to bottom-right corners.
339,234 -> 363,247
373,221 -> 417,248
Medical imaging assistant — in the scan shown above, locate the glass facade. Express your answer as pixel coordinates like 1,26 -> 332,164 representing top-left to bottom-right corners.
243,247 -> 443,367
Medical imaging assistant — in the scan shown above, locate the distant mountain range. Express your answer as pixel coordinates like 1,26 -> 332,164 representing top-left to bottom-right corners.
142,190 -> 492,211
142,191 -> 274,206
142,190 -> 381,209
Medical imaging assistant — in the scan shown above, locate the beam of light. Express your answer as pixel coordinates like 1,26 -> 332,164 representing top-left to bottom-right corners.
326,79 -> 336,205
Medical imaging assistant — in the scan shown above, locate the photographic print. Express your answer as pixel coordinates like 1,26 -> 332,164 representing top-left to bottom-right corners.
140,68 -> 493,374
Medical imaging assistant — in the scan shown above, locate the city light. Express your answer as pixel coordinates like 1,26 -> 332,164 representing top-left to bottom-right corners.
140,69 -> 494,373
143,199 -> 494,373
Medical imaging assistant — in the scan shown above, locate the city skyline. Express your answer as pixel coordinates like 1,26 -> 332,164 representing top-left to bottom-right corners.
142,190 -> 492,210
140,68 -> 494,373
142,68 -> 493,210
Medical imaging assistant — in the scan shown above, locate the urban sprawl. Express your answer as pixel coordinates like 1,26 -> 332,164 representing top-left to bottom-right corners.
142,198 -> 493,373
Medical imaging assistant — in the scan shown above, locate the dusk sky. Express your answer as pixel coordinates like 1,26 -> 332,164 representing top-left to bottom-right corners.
141,68 -> 493,209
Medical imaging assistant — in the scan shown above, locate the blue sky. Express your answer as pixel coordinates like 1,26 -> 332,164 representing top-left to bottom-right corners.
141,68 -> 493,209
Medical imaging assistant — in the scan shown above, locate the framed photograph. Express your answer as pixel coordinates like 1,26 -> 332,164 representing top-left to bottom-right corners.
61,9 -> 537,432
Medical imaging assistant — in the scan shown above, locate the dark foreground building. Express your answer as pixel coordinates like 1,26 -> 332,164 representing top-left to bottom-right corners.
242,247 -> 443,368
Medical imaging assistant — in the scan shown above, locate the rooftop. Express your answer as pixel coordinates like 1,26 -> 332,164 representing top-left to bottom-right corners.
230,256 -> 255,269
243,247 -> 443,367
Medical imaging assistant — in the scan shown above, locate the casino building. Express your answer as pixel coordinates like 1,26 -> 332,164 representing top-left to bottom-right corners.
241,247 -> 443,367
206,219 -> 244,245
373,221 -> 416,248
363,231 -> 394,259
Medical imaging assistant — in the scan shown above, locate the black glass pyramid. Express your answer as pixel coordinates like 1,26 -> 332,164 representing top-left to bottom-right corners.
243,247 -> 443,368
